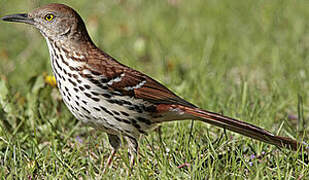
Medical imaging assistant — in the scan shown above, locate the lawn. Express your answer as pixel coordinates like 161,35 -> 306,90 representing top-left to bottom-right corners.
0,0 -> 308,179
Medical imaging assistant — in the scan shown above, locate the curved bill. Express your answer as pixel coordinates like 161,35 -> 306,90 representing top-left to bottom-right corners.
1,13 -> 34,25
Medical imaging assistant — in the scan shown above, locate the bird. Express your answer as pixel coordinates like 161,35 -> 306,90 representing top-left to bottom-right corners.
1,3 -> 302,170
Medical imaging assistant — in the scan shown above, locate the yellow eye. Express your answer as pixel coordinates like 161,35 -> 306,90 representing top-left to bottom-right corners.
44,14 -> 54,21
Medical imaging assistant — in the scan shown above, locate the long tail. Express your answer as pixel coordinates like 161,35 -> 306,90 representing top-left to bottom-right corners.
176,106 -> 300,150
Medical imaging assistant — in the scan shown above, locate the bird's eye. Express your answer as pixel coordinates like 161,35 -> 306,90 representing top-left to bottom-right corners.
44,14 -> 54,21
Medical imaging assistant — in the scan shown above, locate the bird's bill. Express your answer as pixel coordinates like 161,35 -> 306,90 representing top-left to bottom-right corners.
1,13 -> 34,25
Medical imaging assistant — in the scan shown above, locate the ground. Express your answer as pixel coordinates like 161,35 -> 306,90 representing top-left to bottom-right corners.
0,0 -> 308,179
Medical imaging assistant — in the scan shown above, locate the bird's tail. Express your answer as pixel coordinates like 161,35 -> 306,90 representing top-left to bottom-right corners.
186,107 -> 299,150
158,104 -> 301,150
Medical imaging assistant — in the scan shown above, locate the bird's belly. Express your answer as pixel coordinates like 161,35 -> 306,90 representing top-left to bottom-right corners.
57,77 -> 155,135
52,68 -> 155,137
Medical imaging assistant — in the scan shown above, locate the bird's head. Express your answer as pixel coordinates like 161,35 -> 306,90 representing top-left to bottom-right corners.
1,3 -> 90,43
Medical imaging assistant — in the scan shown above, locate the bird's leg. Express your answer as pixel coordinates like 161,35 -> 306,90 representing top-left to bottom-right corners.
125,136 -> 139,170
103,134 -> 121,173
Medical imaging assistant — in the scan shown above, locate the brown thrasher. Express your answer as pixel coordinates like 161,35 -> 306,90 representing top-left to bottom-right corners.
1,3 -> 303,170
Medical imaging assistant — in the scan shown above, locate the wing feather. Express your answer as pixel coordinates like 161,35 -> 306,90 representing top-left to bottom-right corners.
87,56 -> 196,108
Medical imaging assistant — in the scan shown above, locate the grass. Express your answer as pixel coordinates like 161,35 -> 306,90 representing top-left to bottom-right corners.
0,0 -> 309,179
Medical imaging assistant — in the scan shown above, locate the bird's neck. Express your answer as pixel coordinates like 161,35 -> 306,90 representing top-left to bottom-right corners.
45,35 -> 98,58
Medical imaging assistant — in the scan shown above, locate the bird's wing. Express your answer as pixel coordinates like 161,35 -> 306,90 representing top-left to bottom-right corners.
86,58 -> 196,108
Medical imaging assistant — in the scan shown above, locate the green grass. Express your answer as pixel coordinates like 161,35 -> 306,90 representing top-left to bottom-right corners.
0,0 -> 309,179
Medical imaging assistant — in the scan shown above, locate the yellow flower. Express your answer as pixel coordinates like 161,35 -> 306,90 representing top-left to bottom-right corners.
44,74 -> 57,87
